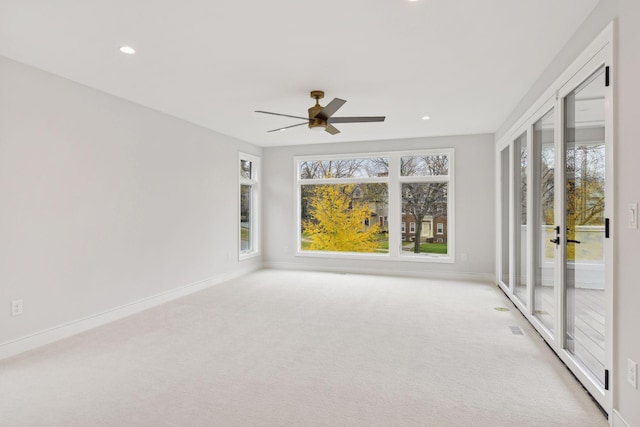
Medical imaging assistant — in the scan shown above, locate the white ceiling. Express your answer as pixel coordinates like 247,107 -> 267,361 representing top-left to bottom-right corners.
0,0 -> 600,147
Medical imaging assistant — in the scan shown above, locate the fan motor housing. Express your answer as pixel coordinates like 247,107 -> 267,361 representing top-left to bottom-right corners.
308,90 -> 327,129
308,105 -> 326,129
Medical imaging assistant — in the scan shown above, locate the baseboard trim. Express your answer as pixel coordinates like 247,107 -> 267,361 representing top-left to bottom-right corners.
612,410 -> 630,427
0,265 -> 260,361
263,261 -> 495,283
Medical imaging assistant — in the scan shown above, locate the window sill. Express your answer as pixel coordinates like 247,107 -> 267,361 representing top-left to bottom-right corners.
239,251 -> 260,261
296,250 -> 454,263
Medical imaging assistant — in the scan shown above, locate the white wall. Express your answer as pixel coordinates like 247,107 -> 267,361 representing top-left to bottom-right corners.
615,1 -> 640,424
0,56 -> 261,349
263,134 -> 495,280
497,1 -> 640,425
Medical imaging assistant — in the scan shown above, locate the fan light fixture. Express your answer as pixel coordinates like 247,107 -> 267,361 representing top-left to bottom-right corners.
119,46 -> 136,55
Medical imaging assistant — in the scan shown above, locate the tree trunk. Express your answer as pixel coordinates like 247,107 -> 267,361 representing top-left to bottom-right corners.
413,219 -> 423,253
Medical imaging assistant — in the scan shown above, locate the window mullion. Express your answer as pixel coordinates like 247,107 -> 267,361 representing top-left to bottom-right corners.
399,175 -> 448,183
301,177 -> 387,185
388,155 -> 401,257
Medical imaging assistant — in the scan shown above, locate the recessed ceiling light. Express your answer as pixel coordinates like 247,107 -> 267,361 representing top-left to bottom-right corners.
119,46 -> 136,55
422,116 -> 431,120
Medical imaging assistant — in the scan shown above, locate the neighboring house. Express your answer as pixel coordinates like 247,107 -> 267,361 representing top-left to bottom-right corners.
401,213 -> 447,243
433,214 -> 448,244
350,184 -> 389,233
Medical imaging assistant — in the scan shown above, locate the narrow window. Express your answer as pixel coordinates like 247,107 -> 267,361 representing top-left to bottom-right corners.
239,153 -> 259,259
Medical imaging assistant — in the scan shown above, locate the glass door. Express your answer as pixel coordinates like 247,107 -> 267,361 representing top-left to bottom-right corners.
533,109 -> 556,334
513,133 -> 528,306
563,66 -> 607,387
499,146 -> 510,289
497,27 -> 612,413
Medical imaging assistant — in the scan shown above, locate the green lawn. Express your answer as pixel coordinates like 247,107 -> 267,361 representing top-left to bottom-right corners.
380,240 -> 448,254
375,234 -> 389,250
417,242 -> 448,254
301,233 -> 389,252
300,234 -> 446,255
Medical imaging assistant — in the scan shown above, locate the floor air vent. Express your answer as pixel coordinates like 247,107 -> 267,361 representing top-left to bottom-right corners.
509,326 -> 524,335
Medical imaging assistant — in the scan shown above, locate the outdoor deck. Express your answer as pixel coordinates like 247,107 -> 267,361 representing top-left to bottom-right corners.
529,285 -> 605,384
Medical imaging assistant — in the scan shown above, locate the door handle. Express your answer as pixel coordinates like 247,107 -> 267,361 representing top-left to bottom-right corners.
567,239 -> 581,244
550,226 -> 561,246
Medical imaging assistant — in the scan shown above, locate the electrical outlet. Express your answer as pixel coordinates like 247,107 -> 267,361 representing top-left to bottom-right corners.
629,203 -> 638,229
11,299 -> 23,316
628,359 -> 638,389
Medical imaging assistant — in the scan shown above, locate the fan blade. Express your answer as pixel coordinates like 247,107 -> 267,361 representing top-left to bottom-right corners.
267,122 -> 308,133
325,124 -> 340,135
328,116 -> 386,123
256,110 -> 309,120
315,98 -> 346,120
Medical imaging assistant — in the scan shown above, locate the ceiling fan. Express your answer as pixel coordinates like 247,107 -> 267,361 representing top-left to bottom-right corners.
256,90 -> 385,135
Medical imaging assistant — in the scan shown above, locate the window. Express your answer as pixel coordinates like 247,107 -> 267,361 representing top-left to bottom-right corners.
239,153 -> 259,259
298,157 -> 389,254
296,149 -> 454,262
401,154 -> 450,256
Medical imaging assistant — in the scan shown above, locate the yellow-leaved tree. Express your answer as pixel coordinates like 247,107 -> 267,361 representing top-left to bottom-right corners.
304,184 -> 380,252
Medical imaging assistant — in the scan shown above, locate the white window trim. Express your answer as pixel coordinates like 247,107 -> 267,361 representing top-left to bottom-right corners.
294,148 -> 454,263
239,152 -> 260,260
437,223 -> 444,235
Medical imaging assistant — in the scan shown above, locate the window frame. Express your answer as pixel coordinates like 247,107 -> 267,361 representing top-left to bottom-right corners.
294,148 -> 454,263
239,152 -> 260,260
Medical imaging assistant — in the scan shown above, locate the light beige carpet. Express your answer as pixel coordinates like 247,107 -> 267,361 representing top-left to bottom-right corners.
0,270 -> 608,426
